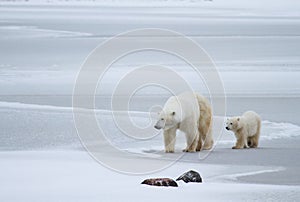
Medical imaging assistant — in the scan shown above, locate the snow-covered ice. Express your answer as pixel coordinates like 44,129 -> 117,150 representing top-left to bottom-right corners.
1,101 -> 300,201
1,151 -> 300,202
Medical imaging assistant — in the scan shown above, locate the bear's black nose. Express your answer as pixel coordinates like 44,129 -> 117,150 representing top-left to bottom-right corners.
225,127 -> 229,130
154,125 -> 161,130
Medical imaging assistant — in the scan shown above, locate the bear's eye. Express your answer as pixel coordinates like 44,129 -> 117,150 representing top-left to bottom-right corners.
230,123 -> 233,125
161,118 -> 164,121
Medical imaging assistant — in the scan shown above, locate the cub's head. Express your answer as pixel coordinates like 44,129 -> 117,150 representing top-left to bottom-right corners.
154,110 -> 178,130
225,117 -> 241,132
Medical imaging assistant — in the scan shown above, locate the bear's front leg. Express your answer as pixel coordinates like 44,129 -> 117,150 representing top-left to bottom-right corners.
232,135 -> 245,149
163,128 -> 177,153
243,133 -> 249,149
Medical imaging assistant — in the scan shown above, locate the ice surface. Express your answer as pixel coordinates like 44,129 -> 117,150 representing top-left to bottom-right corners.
1,101 -> 299,151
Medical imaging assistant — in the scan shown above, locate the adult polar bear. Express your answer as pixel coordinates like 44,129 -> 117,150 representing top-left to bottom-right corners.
154,92 -> 214,153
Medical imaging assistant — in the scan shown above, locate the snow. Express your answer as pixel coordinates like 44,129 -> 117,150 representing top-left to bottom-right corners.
0,0 -> 300,201
0,151 -> 299,202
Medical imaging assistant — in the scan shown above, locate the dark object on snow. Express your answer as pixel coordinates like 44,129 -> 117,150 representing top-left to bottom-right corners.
176,170 -> 202,183
141,178 -> 178,187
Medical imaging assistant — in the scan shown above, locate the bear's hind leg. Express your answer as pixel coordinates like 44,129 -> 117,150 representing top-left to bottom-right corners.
183,130 -> 199,152
202,127 -> 214,150
196,136 -> 202,151
196,123 -> 204,151
197,119 -> 213,151
249,135 -> 259,148
250,120 -> 261,148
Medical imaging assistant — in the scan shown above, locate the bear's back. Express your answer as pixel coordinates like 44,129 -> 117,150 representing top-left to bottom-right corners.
163,92 -> 200,119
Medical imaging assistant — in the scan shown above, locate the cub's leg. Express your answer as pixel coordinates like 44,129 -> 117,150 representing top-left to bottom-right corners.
249,134 -> 259,148
247,137 -> 253,147
232,133 -> 246,149
251,120 -> 261,148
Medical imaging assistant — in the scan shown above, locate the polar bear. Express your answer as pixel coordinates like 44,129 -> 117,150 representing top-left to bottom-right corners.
154,92 -> 213,153
226,111 -> 261,149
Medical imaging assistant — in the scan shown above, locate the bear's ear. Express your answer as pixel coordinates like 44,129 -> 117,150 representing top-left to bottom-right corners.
237,117 -> 240,121
171,111 -> 176,116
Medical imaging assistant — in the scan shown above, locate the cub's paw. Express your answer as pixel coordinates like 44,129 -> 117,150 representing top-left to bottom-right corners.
182,149 -> 196,153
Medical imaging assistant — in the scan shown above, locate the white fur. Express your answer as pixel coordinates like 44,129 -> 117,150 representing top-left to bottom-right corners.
226,111 -> 261,149
154,92 -> 213,153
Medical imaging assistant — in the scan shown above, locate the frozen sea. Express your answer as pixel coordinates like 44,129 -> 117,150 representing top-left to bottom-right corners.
0,0 -> 300,201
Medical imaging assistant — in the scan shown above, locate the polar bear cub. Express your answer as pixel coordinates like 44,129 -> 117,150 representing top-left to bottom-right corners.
226,111 -> 261,149
154,92 -> 213,153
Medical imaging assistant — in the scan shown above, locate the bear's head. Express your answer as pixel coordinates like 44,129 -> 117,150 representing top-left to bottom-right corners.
154,110 -> 179,130
225,117 -> 242,132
